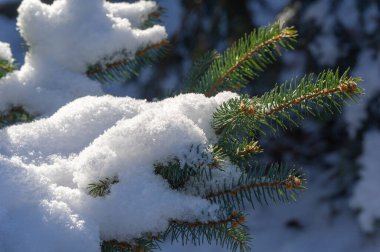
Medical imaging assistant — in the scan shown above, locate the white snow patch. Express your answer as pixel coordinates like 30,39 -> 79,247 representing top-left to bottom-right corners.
344,50 -> 380,135
350,130 -> 380,232
0,0 -> 167,115
0,92 -> 238,251
0,41 -> 13,63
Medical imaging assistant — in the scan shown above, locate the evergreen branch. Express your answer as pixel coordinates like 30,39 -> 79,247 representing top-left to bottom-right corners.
0,106 -> 34,128
204,163 -> 304,209
213,69 -> 363,140
86,40 -> 169,83
154,158 -> 197,190
190,22 -> 297,97
183,50 -> 221,93
154,145 -> 224,189
102,237 -> 160,252
0,59 -> 15,78
236,140 -> 263,158
141,7 -> 165,29
164,211 -> 251,252
87,176 -> 119,197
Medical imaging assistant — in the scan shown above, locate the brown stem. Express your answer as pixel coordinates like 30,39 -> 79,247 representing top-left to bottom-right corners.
264,80 -> 358,116
205,175 -> 302,200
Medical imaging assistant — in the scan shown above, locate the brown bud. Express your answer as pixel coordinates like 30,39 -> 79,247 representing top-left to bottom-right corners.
338,81 -> 358,93
285,176 -> 302,190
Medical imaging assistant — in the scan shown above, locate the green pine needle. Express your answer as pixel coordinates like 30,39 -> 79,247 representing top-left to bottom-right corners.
0,106 -> 34,129
213,69 -> 363,142
86,40 -> 169,84
204,163 -> 304,209
87,177 -> 119,197
187,22 -> 297,96
164,211 -> 251,252
0,59 -> 15,79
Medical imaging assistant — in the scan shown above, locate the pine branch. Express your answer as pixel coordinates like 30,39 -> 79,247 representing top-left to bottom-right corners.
183,50 -> 221,93
164,211 -> 251,252
102,237 -> 160,252
141,7 -> 165,29
154,158 -> 197,189
204,163 -> 304,209
213,69 -> 363,140
0,106 -> 34,129
87,176 -> 119,197
188,22 -> 297,96
86,40 -> 169,84
0,59 -> 15,78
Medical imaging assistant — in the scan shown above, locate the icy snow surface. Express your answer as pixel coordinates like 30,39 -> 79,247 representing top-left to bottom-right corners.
0,0 -> 167,115
350,130 -> 380,232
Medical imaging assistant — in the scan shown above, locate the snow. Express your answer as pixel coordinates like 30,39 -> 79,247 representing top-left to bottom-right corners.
0,90 -> 239,251
0,41 -> 13,62
0,88 -> 240,251
0,1 -> 246,251
350,130 -> 380,232
344,50 -> 380,135
1,0 -> 380,251
0,0 -> 167,115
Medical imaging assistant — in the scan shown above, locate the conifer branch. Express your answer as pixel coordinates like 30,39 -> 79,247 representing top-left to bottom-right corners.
204,164 -> 304,209
183,50 -> 221,93
86,40 -> 169,83
102,237 -> 160,252
187,22 -> 297,96
213,69 -> 363,140
87,177 -> 119,197
0,106 -> 34,129
0,59 -> 15,78
164,211 -> 251,252
141,7 -> 165,29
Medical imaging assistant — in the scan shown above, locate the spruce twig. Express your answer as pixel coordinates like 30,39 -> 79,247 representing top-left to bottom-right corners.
86,40 -> 170,83
186,22 -> 297,96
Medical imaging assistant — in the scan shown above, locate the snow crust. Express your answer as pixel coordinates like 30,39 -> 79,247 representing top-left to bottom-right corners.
350,130 -> 380,232
0,0 -> 167,115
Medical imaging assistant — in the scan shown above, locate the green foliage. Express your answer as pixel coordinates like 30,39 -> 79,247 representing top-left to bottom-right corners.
0,106 -> 34,129
183,50 -> 221,93
86,40 -> 169,84
79,15 -> 361,252
164,210 -> 251,252
213,69 -> 362,161
102,238 -> 160,252
205,163 -> 304,209
0,58 -> 15,79
87,176 -> 119,197
184,22 -> 297,96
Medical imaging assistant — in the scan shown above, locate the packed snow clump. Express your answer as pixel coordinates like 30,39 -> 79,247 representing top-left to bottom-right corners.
350,130 -> 380,232
0,0 -> 167,115
0,41 -> 14,63
0,91 -> 240,251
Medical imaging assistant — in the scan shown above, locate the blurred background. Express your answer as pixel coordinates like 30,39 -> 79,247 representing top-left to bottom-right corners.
1,0 -> 380,251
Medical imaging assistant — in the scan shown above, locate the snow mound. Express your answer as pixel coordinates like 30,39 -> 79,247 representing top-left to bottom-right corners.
0,0 -> 167,115
0,92 -> 239,251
